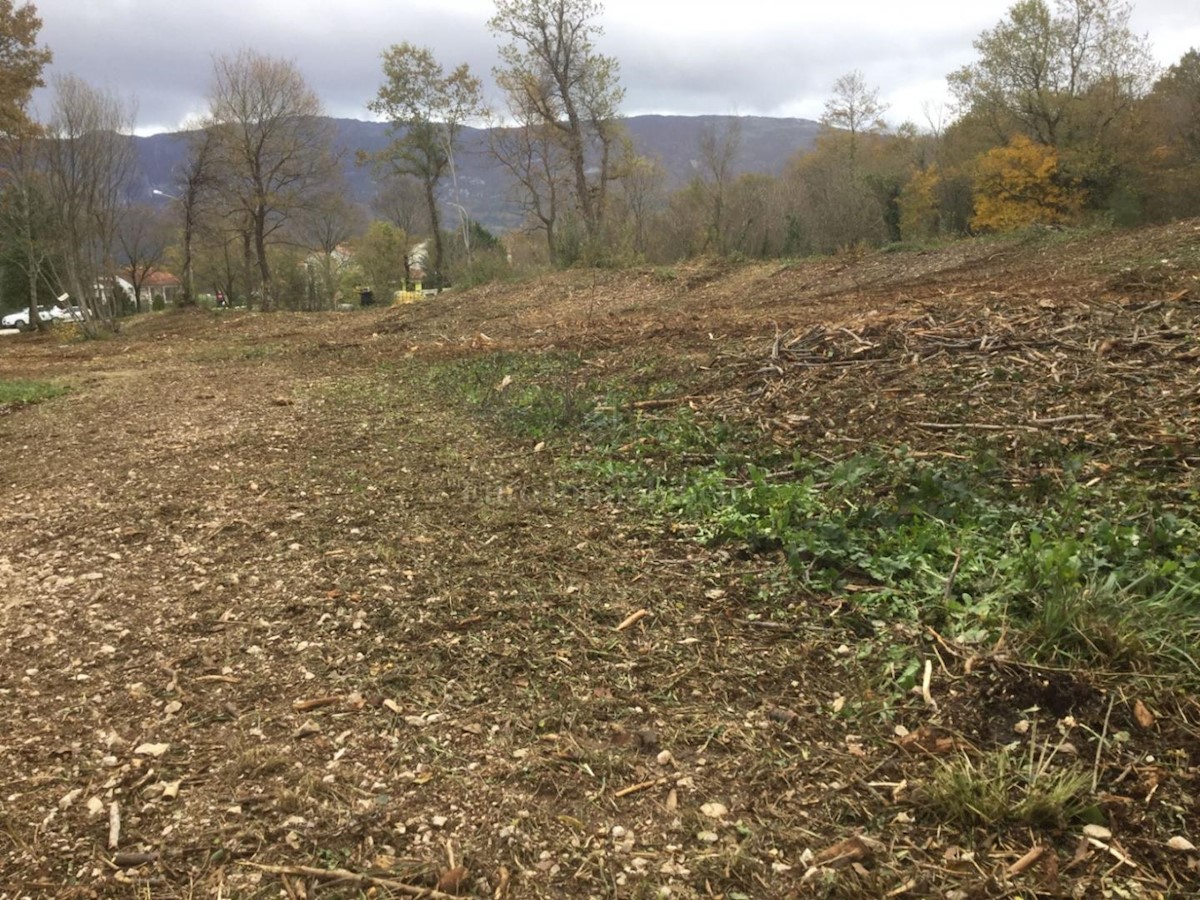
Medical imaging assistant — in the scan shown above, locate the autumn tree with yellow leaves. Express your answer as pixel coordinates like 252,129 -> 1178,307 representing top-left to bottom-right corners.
970,136 -> 1083,232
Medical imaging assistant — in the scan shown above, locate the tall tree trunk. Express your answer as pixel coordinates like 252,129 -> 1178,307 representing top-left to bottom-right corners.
254,206 -> 272,310
242,227 -> 254,310
181,213 -> 195,306
424,178 -> 443,291
20,185 -> 43,333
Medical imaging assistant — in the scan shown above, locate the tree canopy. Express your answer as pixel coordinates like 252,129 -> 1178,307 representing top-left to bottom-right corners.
489,0 -> 625,252
949,0 -> 1154,148
0,0 -> 51,136
368,43 -> 482,289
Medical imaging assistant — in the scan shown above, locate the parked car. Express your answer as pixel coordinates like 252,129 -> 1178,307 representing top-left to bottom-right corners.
0,304 -> 82,328
1,308 -> 55,328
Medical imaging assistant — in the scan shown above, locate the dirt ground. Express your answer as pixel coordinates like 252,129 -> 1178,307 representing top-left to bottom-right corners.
2,223 -> 1200,899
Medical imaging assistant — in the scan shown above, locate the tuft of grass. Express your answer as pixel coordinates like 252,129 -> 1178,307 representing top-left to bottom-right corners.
922,741 -> 1095,829
0,378 -> 68,407
1033,570 -> 1200,675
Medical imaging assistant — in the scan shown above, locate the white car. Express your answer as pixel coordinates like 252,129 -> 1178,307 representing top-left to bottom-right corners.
1,308 -> 54,328
1,305 -> 80,328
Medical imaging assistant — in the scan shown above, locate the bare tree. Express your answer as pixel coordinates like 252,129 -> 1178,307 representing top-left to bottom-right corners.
160,121 -> 221,306
293,177 -> 365,309
0,135 -> 55,327
488,76 -> 573,264
822,70 -> 888,168
372,172 -> 429,237
117,203 -> 170,312
489,0 -> 625,255
612,150 -> 665,258
695,117 -> 742,255
207,49 -> 337,309
41,75 -> 136,331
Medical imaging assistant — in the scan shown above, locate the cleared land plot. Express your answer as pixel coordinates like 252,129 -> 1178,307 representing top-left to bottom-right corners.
2,222 -> 1199,898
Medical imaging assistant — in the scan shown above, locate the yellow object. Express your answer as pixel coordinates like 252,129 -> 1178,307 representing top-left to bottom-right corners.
391,282 -> 426,306
392,289 -> 423,305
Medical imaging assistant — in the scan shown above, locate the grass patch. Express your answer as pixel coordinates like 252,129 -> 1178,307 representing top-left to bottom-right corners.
428,349 -> 1200,685
427,350 -> 620,441
0,378 -> 68,407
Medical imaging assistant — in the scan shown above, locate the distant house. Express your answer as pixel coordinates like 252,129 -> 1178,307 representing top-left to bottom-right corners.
129,269 -> 182,307
92,270 -> 182,311
407,240 -> 429,283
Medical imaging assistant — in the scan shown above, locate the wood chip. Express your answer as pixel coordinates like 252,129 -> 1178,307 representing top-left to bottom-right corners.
293,696 -> 340,712
1007,844 -> 1045,876
107,801 -> 121,850
294,719 -> 322,738
1133,699 -> 1156,729
615,608 -> 648,632
814,835 -> 876,869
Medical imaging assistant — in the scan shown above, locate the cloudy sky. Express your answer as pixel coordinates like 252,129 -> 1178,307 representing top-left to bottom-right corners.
29,0 -> 1200,135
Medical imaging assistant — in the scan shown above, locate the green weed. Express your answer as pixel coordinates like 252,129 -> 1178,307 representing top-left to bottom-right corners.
0,378 -> 68,406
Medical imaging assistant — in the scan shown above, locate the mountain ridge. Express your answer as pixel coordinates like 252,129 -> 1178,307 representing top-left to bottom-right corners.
135,114 -> 823,232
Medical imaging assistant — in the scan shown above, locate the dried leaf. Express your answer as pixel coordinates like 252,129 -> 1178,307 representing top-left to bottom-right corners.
1168,836 -> 1197,853
133,742 -> 169,757
897,725 -> 959,754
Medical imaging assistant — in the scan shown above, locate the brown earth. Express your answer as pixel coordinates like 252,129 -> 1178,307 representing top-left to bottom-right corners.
1,222 -> 1199,899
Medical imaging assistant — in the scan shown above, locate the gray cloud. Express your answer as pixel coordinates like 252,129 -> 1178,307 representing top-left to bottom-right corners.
28,0 -> 1200,134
